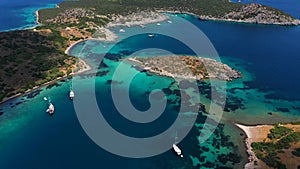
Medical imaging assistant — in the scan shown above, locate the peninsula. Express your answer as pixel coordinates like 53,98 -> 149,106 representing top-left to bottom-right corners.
126,56 -> 241,81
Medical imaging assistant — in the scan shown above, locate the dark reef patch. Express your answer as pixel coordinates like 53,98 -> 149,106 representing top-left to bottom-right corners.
104,53 -> 121,61
119,50 -> 133,57
99,61 -> 108,68
224,95 -> 244,112
0,111 -> 4,116
162,88 -> 173,95
96,70 -> 109,77
203,161 -> 214,168
26,89 -> 42,99
106,80 -> 123,85
276,107 -> 290,112
15,102 -> 23,106
46,82 -> 62,90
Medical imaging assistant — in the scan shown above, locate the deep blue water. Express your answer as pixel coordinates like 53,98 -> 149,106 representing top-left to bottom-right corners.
191,18 -> 300,100
0,0 -> 63,31
1,0 -> 300,169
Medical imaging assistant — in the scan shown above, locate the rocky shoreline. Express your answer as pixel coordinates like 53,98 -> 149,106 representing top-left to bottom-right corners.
126,56 -> 241,81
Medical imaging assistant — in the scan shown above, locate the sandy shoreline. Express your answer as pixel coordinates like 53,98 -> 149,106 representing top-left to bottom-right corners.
35,10 -> 40,25
64,39 -> 87,55
234,123 -> 274,169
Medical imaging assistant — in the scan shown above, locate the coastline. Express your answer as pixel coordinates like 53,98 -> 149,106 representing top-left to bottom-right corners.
64,39 -> 87,55
198,15 -> 300,26
0,58 -> 91,105
35,10 -> 40,25
0,9 -> 170,105
234,123 -> 274,169
161,9 -> 300,26
235,123 -> 300,169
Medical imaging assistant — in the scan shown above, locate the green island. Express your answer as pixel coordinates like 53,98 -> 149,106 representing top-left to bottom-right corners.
0,0 -> 299,103
126,56 -> 241,81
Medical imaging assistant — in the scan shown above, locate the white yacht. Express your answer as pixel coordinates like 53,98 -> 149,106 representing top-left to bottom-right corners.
173,144 -> 183,157
148,34 -> 154,38
47,103 -> 55,115
69,90 -> 75,100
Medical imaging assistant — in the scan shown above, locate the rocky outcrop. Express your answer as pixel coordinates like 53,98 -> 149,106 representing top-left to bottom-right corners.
126,56 -> 241,81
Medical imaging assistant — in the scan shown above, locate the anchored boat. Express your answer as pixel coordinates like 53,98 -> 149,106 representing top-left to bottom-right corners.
173,144 -> 183,158
148,34 -> 154,38
69,90 -> 75,100
46,103 -> 55,115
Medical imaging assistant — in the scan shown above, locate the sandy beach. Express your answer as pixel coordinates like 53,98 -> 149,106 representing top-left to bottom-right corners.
235,123 -> 274,169
35,10 -> 40,25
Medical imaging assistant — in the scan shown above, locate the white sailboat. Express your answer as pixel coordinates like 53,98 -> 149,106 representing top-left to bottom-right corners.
46,103 -> 55,115
148,34 -> 154,38
69,90 -> 75,100
173,144 -> 183,158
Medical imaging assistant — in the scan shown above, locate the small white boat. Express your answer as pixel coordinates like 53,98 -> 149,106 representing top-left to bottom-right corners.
167,20 -> 172,23
119,29 -> 125,33
148,34 -> 154,38
69,90 -> 75,100
173,144 -> 183,157
43,97 -> 48,101
156,23 -> 161,26
46,103 -> 55,115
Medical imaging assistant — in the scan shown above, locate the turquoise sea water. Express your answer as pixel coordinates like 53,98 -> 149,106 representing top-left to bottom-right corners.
1,1 -> 300,169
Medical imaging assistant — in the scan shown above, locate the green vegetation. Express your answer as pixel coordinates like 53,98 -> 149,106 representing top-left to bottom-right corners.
251,125 -> 300,168
38,0 -> 297,24
268,125 -> 293,140
0,30 -> 76,102
1,0 -> 298,103
291,121 -> 300,125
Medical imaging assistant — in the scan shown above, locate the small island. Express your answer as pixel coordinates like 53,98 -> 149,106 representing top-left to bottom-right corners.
126,56 -> 241,81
